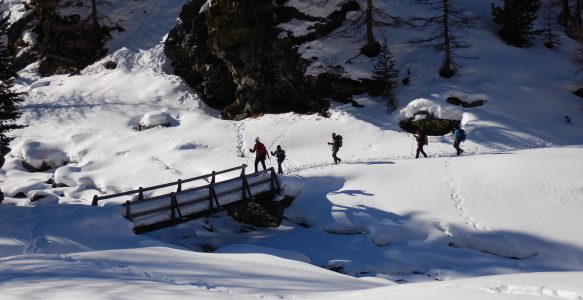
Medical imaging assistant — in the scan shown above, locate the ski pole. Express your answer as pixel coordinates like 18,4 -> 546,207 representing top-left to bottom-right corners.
245,151 -> 251,166
411,134 -> 414,155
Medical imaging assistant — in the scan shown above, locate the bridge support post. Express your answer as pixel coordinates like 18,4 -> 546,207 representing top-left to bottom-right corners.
125,200 -> 132,220
209,171 -> 220,210
170,192 -> 183,224
240,165 -> 253,202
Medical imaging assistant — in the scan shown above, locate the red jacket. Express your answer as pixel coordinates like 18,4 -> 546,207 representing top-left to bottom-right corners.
251,142 -> 269,158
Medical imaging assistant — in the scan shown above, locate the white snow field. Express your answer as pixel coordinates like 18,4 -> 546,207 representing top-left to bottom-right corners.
1,0 -> 583,299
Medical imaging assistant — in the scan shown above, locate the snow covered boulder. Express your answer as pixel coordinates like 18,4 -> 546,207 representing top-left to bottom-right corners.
28,190 -> 60,204
11,140 -> 69,172
398,98 -> 463,135
52,166 -> 82,187
138,111 -> 174,131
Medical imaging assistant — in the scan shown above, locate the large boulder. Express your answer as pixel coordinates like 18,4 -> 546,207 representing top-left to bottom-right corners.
399,99 -> 463,135
165,0 -> 370,119
11,140 -> 69,172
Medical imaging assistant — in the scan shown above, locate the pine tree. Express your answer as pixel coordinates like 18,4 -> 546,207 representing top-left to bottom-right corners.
492,0 -> 541,47
373,41 -> 399,111
330,0 -> 402,58
373,41 -> 399,91
543,1 -> 562,49
410,0 -> 477,78
0,13 -> 24,148
557,0 -> 572,27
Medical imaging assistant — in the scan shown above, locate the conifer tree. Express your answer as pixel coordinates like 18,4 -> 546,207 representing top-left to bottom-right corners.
0,13 -> 24,148
372,41 -> 399,92
557,0 -> 572,28
373,40 -> 399,111
410,0 -> 477,78
330,0 -> 402,57
543,1 -> 562,49
492,0 -> 541,47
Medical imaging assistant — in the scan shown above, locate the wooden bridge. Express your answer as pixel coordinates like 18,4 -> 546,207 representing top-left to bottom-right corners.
91,165 -> 281,234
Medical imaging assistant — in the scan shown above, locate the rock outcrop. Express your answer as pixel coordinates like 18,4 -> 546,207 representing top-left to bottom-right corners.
8,1 -> 118,75
165,0 -> 384,119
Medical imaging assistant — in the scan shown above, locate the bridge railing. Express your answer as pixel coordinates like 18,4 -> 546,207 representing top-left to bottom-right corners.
91,164 -> 281,234
91,164 -> 251,206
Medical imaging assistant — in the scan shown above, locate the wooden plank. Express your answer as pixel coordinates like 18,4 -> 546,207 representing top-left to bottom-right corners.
94,165 -> 247,202
127,177 -> 271,220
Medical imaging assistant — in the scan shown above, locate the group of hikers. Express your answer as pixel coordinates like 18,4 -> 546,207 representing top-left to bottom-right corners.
249,127 -> 467,174
413,127 -> 466,159
248,133 -> 344,174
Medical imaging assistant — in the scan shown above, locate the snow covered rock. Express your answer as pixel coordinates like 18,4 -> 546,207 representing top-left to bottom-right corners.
138,111 -> 172,131
11,140 -> 69,172
28,190 -> 60,204
53,166 -> 81,187
398,98 -> 463,135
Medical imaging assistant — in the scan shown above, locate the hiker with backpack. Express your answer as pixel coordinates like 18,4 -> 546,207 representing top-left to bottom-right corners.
413,129 -> 428,159
270,145 -> 286,174
327,133 -> 343,164
452,127 -> 466,156
249,137 -> 270,173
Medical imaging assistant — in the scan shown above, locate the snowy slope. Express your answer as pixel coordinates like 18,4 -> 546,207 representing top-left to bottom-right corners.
1,0 -> 583,299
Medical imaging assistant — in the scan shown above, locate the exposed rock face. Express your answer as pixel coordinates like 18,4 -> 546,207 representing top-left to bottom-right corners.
399,112 -> 461,136
165,0 -> 378,119
8,1 -> 116,75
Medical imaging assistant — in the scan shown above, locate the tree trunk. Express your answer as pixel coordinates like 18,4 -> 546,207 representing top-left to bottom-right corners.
559,0 -> 571,27
91,0 -> 99,31
575,0 -> 582,27
362,0 -> 379,57
440,0 -> 454,78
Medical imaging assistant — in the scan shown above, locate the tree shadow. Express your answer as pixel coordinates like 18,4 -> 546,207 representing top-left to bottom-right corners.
331,190 -> 374,197
155,174 -> 583,284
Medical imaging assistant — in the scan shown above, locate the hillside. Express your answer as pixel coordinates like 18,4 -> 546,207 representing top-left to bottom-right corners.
1,0 -> 583,299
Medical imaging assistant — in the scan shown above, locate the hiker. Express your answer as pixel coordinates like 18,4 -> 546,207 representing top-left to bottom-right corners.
270,145 -> 286,174
413,129 -> 428,159
565,115 -> 572,124
249,137 -> 269,173
452,127 -> 466,156
327,133 -> 343,164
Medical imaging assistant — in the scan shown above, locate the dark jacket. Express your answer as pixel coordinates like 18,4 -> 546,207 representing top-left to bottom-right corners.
415,133 -> 427,146
271,149 -> 286,161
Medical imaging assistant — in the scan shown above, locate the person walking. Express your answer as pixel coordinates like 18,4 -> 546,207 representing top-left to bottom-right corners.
565,115 -> 572,124
270,145 -> 286,174
249,137 -> 269,172
327,133 -> 343,164
413,129 -> 428,159
452,127 -> 466,156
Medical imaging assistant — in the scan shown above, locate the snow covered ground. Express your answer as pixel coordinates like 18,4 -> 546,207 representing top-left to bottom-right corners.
1,0 -> 583,299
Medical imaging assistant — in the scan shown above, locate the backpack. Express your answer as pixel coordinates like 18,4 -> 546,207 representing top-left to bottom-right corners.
423,135 -> 428,145
278,149 -> 286,161
256,143 -> 267,157
458,129 -> 466,142
336,135 -> 343,148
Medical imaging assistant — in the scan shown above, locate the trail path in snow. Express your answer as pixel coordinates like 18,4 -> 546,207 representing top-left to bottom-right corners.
443,159 -> 490,232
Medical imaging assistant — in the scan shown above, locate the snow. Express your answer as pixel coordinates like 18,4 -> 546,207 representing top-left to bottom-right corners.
10,139 -> 69,170
139,111 -> 172,128
399,98 -> 464,121
1,0 -> 583,299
